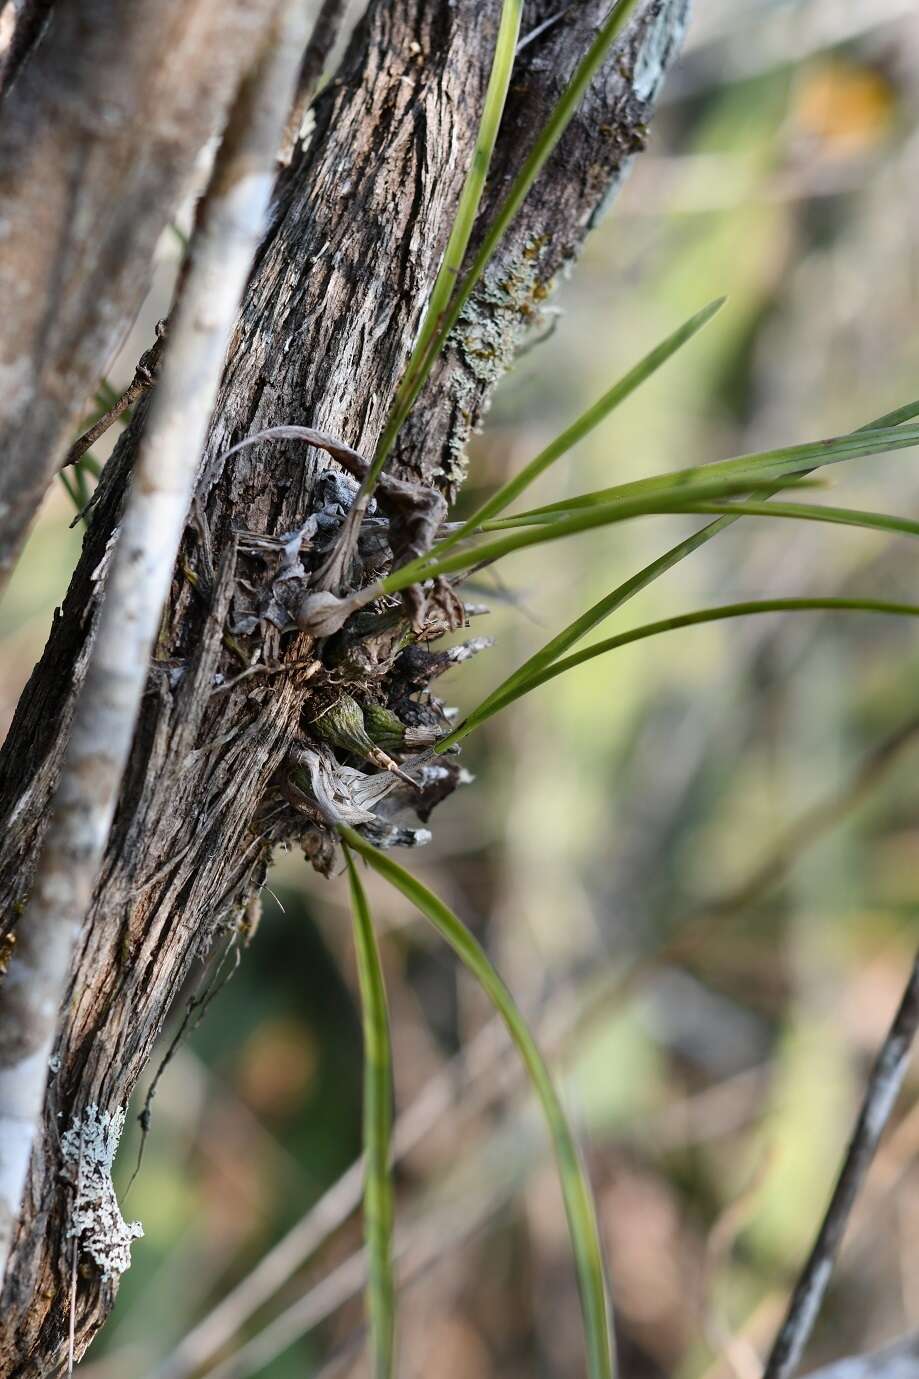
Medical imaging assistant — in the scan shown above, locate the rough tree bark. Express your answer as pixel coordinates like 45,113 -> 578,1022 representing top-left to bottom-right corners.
0,0 -> 689,1372
0,0 -> 280,594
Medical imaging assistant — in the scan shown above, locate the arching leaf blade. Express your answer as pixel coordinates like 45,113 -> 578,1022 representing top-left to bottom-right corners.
441,599 -> 919,747
493,424 -> 919,525
344,845 -> 396,1379
380,475 -> 813,597
341,826 -> 617,1379
427,297 -> 725,560
679,499 -> 919,540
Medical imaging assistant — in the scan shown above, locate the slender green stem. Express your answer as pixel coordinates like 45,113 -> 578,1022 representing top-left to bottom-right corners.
341,826 -> 617,1379
439,599 -> 919,747
370,0 -> 643,494
368,0 -> 524,489
344,845 -> 396,1379
429,297 -> 725,560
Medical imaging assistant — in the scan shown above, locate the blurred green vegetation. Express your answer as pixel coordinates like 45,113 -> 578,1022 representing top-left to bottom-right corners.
4,5 -> 919,1377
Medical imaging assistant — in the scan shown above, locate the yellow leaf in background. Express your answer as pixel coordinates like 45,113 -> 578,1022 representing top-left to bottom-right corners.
792,60 -> 896,156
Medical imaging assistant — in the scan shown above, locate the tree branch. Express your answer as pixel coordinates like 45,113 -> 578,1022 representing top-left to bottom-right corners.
0,0 -> 280,597
762,951 -> 919,1379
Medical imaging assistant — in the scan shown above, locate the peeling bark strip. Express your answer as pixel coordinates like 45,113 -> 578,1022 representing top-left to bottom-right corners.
0,0 -> 280,598
0,1 -> 688,1371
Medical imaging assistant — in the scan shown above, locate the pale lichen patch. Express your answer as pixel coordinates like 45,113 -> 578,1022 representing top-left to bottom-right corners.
443,238 -> 551,483
61,1104 -> 143,1281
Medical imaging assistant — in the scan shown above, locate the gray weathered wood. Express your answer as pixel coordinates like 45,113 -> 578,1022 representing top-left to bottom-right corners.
0,0 -> 314,1288
0,0 -> 279,597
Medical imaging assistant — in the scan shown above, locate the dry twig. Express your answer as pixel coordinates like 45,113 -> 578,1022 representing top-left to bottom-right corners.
762,952 -> 919,1379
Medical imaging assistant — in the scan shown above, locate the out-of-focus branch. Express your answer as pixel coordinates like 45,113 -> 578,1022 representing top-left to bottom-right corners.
0,0 -> 312,1286
204,1168 -> 513,1379
149,1010 -> 512,1379
61,325 -> 167,472
762,951 -> 919,1379
0,0 -> 278,599
699,715 -> 919,928
278,0 -> 349,165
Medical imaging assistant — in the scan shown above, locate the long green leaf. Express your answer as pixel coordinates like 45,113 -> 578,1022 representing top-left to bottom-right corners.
443,400 -> 919,742
439,599 -> 919,747
340,825 -> 616,1379
437,497 -> 915,742
380,475 -> 822,596
372,0 -> 644,489
369,0 -> 524,486
679,499 -> 919,540
344,845 -> 396,1379
483,423 -> 919,527
428,298 -> 725,560
440,513 -> 738,743
863,398 -> 919,429
435,402 -> 919,749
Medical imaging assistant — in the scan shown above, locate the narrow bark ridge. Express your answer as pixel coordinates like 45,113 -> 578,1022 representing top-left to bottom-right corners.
0,0 -> 688,1370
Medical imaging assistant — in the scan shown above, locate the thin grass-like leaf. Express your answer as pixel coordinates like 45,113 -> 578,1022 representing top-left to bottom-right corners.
436,494 -> 918,742
679,499 -> 919,540
379,475 -> 820,596
437,514 -> 738,745
441,400 -> 919,745
344,845 -> 396,1379
340,825 -> 616,1379
427,297 -> 725,560
371,0 -> 644,489
439,599 -> 919,747
369,0 -> 524,486
864,398 -> 919,429
483,423 -> 919,527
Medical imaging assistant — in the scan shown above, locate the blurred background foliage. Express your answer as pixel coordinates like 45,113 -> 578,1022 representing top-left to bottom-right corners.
3,1 -> 919,1375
